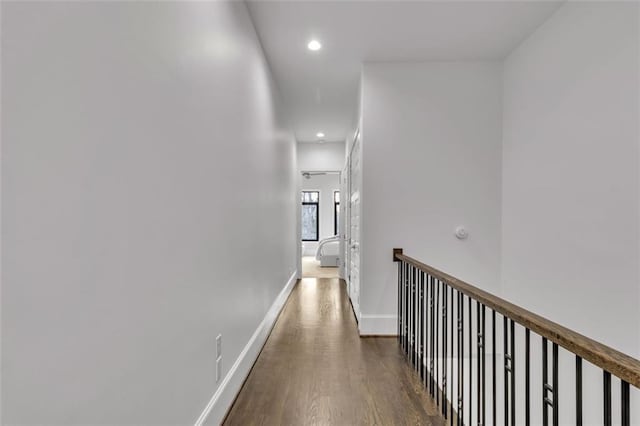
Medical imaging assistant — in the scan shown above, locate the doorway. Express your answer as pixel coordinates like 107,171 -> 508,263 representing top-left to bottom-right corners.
299,171 -> 341,278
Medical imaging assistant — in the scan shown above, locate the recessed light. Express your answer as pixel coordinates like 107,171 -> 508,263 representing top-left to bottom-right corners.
307,40 -> 322,51
316,132 -> 325,138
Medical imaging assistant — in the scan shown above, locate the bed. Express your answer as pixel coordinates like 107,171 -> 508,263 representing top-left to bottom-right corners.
315,235 -> 341,267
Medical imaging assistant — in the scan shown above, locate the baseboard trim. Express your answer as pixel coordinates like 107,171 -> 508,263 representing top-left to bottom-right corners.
194,271 -> 298,426
359,314 -> 397,336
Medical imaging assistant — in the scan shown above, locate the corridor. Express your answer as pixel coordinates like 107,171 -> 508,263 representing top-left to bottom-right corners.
224,278 -> 444,425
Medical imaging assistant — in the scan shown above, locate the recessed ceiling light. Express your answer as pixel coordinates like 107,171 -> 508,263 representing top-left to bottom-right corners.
307,40 -> 322,51
316,132 -> 325,138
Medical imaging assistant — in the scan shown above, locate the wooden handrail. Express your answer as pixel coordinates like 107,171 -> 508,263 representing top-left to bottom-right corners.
393,249 -> 640,388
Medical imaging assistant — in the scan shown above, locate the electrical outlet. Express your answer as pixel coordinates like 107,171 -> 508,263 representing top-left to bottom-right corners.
216,357 -> 222,383
216,334 -> 222,359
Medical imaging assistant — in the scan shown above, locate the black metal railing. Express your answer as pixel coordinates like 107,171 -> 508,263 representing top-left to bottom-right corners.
393,248 -> 640,426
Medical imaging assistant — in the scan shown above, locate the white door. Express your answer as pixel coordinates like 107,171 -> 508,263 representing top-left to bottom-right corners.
340,165 -> 349,281
348,130 -> 361,320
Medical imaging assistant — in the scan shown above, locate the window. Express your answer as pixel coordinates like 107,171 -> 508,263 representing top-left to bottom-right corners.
301,191 -> 319,241
334,191 -> 340,236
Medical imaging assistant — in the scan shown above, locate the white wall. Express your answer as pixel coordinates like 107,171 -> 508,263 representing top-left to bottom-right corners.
502,0 -> 640,358
1,2 -> 297,424
360,62 -> 503,334
502,4 -> 640,423
300,174 -> 341,256
297,141 -> 346,172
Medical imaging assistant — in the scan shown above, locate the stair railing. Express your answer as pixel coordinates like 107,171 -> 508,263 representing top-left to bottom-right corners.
393,248 -> 640,426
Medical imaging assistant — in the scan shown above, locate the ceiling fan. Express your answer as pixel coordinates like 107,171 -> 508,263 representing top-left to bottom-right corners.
302,171 -> 340,179
302,172 -> 326,179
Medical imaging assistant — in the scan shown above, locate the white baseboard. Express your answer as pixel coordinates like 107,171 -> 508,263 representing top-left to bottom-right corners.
359,314 -> 397,336
194,271 -> 298,426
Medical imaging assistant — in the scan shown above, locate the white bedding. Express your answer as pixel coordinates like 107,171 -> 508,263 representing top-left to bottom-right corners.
320,240 -> 340,256
315,236 -> 341,267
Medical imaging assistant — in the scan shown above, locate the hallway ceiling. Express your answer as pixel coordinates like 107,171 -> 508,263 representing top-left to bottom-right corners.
247,1 -> 563,144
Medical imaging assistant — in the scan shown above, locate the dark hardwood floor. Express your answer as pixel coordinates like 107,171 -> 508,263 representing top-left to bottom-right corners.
224,277 -> 445,425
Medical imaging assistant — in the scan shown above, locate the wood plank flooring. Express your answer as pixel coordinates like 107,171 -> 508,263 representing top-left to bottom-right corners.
302,256 -> 339,278
224,277 -> 445,426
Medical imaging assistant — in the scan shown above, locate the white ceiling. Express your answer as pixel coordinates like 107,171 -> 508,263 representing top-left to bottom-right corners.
247,1 -> 564,143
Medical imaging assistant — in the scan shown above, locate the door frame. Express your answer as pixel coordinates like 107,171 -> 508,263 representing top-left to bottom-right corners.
346,128 -> 362,321
296,170 -> 344,277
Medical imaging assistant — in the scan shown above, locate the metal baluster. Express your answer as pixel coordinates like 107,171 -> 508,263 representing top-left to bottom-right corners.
435,279 -> 440,406
504,316 -> 509,426
526,328 -> 530,426
407,266 -> 411,359
417,270 -> 420,371
406,264 -> 411,358
414,267 -> 418,370
576,356 -> 582,426
450,286 -> 455,426
404,262 -> 409,354
415,267 -> 419,369
420,272 -> 425,381
481,305 -> 486,426
468,297 -> 472,426
408,263 -> 411,356
542,338 -> 549,426
552,343 -> 558,426
413,267 -> 417,366
442,282 -> 448,417
604,371 -> 611,426
622,380 -> 630,426
430,274 -> 435,396
477,301 -> 482,426
413,269 -> 417,368
416,269 -> 420,371
456,290 -> 460,426
492,310 -> 497,426
398,260 -> 401,343
458,291 -> 463,426
399,261 -> 403,350
425,273 -> 430,390
511,320 -> 516,426
401,262 -> 404,352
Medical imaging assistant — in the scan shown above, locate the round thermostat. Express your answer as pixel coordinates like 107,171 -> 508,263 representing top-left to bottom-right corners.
455,226 -> 468,240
